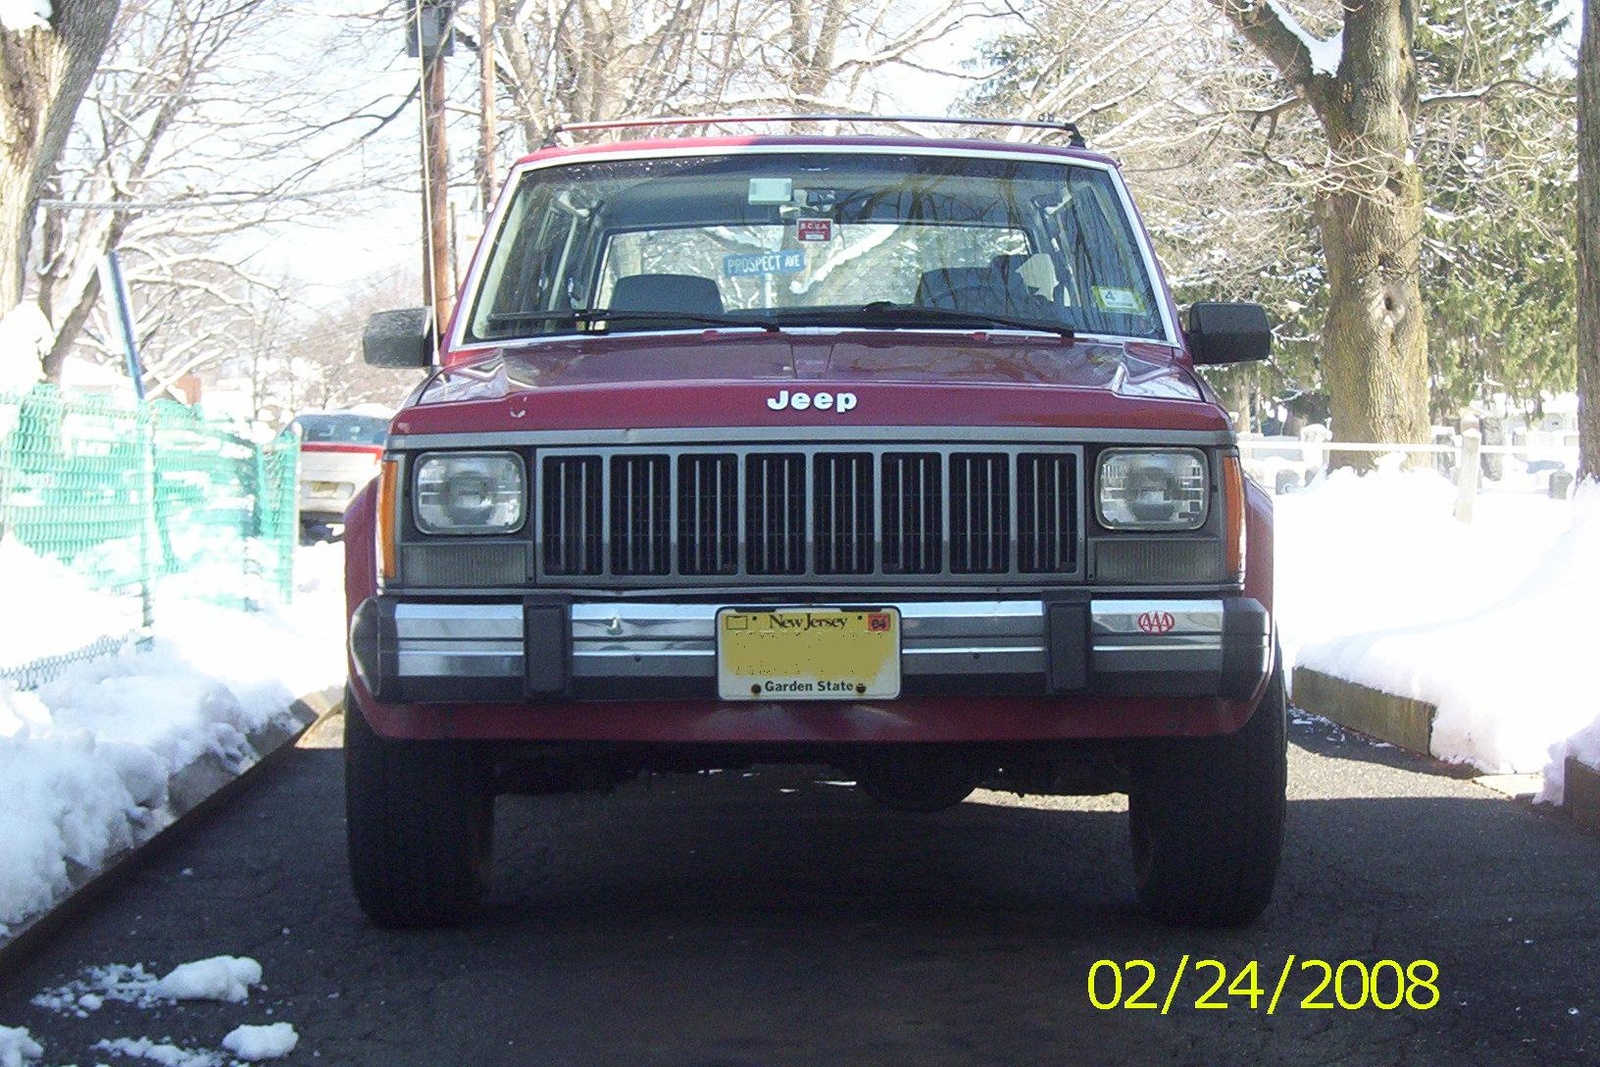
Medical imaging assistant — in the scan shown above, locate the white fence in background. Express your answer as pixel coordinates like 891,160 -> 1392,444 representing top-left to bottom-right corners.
1236,427 -> 1580,523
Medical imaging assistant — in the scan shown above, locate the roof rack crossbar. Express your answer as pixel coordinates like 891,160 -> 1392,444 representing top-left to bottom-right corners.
542,113 -> 1087,149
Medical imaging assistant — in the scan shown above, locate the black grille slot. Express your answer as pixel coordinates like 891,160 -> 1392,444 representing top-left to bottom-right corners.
1017,453 -> 1077,572
813,452 -> 873,574
542,455 -> 602,575
679,453 -> 738,575
746,453 -> 806,574
610,454 -> 670,574
949,452 -> 1010,573
881,452 -> 942,574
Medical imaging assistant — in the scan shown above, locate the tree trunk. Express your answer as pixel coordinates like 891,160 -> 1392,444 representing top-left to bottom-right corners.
1314,0 -> 1431,454
0,1 -> 119,310
1579,0 -> 1600,482
1211,0 -> 1432,466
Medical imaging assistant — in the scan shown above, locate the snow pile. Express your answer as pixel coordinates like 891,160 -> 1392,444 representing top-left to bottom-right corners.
1277,466 -> 1600,784
222,1023 -> 298,1061
0,543 -> 344,936
0,304 -> 49,393
0,1026 -> 42,1067
0,539 -> 138,671
155,956 -> 263,1004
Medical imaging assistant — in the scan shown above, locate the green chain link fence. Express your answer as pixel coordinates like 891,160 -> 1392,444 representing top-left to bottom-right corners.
0,385 -> 299,689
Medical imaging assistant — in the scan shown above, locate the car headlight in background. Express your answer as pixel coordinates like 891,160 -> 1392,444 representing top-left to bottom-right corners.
414,452 -> 526,534
1096,449 -> 1208,530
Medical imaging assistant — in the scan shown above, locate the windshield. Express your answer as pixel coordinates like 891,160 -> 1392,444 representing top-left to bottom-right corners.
293,414 -> 389,445
464,150 -> 1166,343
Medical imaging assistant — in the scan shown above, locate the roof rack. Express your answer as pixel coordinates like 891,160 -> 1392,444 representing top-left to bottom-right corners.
541,114 -> 1088,150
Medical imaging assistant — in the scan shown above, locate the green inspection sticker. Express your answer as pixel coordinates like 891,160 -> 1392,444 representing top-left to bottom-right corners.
1092,286 -> 1147,313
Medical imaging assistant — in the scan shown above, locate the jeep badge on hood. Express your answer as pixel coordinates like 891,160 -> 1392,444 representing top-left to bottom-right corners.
766,389 -> 857,413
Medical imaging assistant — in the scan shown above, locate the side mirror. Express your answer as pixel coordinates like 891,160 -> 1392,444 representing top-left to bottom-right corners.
1186,302 -> 1271,365
363,307 -> 434,368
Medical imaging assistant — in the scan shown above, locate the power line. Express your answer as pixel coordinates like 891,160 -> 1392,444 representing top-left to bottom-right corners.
39,182 -> 392,213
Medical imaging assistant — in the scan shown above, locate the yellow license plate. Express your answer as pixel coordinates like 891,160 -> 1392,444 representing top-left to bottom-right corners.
716,607 -> 900,701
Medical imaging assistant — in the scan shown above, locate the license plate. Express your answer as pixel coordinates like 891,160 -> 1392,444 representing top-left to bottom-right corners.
716,607 -> 900,701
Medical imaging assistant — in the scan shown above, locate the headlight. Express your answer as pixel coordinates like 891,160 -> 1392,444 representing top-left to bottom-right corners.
414,452 -> 526,534
1096,449 -> 1208,530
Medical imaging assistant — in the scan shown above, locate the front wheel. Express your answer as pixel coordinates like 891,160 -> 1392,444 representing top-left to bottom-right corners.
344,687 -> 494,928
1127,653 -> 1287,927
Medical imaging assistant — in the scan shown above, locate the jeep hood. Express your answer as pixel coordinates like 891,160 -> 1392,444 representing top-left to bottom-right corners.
393,331 -> 1230,436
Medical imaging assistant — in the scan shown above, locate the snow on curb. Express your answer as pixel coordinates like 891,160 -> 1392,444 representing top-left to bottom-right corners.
1277,469 -> 1600,792
0,539 -> 347,970
0,685 -> 338,972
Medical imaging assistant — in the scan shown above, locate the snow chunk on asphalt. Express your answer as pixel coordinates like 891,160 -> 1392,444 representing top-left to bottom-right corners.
32,963 -> 162,1013
222,1023 -> 299,1061
0,1026 -> 43,1067
93,1036 -> 222,1066
155,956 -> 262,1003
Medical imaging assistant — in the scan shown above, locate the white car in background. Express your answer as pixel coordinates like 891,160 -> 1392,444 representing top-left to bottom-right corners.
289,410 -> 390,535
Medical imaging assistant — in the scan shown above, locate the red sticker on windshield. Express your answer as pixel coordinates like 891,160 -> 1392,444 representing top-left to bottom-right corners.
796,218 -> 832,242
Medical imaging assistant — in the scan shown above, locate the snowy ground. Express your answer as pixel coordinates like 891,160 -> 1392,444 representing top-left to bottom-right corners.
0,542 -> 346,938
1,465 -> 1598,1063
1276,462 -> 1600,800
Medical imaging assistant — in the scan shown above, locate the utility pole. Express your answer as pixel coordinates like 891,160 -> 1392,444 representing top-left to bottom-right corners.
478,0 -> 498,214
409,2 -> 456,339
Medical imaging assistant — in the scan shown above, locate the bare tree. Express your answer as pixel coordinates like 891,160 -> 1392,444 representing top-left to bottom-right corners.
965,0 -> 1329,430
274,268 -> 423,414
29,0 -> 427,388
1581,0 -> 1599,480
0,1 -> 119,310
486,0 -> 983,151
33,0 -> 276,382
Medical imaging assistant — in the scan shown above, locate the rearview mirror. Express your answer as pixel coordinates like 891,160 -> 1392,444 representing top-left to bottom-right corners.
363,307 -> 434,369
1186,302 -> 1271,366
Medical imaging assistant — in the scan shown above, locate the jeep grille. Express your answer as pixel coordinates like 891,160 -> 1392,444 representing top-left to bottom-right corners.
537,446 -> 1082,585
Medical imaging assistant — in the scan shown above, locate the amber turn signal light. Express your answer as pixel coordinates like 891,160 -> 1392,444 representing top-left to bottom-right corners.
1222,453 -> 1246,580
377,458 -> 400,583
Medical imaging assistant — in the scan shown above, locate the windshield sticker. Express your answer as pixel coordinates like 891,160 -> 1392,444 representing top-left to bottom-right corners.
725,250 -> 805,278
795,219 -> 833,242
1093,287 -> 1147,313
747,177 -> 793,205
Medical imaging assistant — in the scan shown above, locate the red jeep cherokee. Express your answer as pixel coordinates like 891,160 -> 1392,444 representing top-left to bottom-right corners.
347,117 -> 1283,929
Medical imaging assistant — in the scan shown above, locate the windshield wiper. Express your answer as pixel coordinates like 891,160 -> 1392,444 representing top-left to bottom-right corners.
843,301 -> 1075,341
486,309 -> 780,333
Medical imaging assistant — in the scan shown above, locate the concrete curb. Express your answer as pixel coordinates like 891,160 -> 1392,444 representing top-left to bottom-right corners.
1293,665 -> 1600,823
1292,666 -> 1435,755
0,685 -> 343,978
1563,757 -> 1600,833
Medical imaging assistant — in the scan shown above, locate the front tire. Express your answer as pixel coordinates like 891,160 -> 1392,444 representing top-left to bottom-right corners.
1127,653 -> 1287,927
344,687 -> 494,928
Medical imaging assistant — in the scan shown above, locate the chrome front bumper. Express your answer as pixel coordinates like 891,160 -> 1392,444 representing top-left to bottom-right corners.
349,596 -> 1271,704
